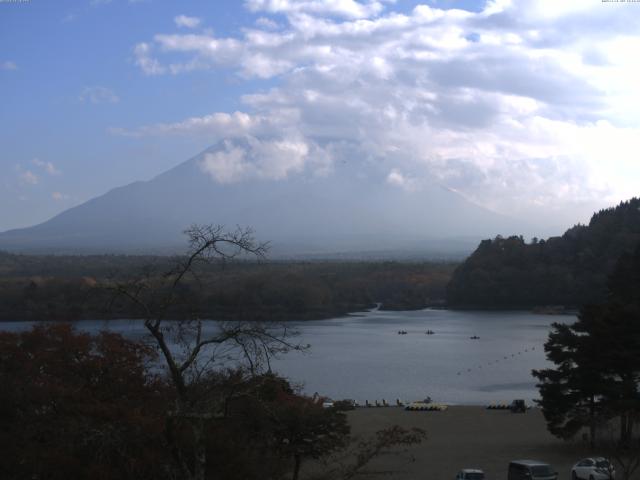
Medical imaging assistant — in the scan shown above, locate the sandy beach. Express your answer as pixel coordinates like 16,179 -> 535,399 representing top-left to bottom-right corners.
344,406 -> 606,480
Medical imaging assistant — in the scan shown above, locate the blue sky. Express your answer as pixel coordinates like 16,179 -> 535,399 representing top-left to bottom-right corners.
2,0 -> 639,231
1,0 -> 263,229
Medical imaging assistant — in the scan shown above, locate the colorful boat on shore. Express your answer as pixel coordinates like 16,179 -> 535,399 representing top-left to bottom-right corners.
405,402 -> 448,411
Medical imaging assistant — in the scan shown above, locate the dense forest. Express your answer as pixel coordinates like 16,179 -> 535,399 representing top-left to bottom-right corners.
447,198 -> 640,308
0,253 -> 455,321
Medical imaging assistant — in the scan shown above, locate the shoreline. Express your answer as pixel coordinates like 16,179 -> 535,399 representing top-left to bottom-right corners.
0,304 -> 579,324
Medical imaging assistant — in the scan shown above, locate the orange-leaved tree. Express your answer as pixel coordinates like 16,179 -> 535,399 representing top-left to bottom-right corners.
0,324 -> 168,480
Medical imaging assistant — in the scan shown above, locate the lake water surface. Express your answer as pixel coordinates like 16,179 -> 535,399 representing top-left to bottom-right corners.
0,309 -> 572,405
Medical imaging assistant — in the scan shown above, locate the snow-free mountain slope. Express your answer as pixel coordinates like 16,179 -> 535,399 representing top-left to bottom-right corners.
0,141 -> 527,256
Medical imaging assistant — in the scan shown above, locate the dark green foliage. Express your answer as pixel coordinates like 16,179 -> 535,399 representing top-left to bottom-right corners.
0,258 -> 455,321
532,311 -> 610,444
533,244 -> 640,445
447,198 -> 640,308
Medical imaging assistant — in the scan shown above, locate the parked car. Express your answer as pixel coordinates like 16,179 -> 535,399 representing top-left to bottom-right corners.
508,460 -> 558,480
455,469 -> 485,480
510,399 -> 526,413
332,399 -> 357,410
571,457 -> 615,480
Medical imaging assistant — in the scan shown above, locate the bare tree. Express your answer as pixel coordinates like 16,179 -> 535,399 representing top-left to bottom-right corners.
109,224 -> 301,480
309,425 -> 427,480
600,416 -> 640,480
611,443 -> 640,480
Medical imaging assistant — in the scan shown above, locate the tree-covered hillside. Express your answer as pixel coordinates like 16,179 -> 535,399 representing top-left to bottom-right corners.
0,255 -> 455,322
446,198 -> 640,308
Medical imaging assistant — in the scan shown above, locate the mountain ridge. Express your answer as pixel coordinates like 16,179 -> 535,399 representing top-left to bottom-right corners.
0,140 -> 532,257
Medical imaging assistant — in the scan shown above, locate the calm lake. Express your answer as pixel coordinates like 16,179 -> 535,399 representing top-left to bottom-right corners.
0,309 -> 572,405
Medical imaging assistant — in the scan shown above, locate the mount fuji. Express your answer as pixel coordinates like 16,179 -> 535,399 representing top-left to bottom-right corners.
0,140 -> 529,258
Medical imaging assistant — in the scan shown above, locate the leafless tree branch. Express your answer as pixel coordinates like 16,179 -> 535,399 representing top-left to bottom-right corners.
104,223 -> 298,480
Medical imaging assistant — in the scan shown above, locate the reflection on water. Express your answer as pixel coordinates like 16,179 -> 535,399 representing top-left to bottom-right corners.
0,309 -> 573,405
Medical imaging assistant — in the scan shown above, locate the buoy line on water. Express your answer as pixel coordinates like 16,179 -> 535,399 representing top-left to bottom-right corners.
455,345 -> 538,376
389,330 -> 542,379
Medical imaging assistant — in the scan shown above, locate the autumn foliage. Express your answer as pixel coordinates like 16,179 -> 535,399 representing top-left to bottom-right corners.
0,324 -> 169,480
0,323 -> 427,480
0,325 -> 352,480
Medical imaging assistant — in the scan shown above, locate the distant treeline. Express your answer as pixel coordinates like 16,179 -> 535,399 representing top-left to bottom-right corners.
447,198 -> 640,308
0,255 -> 456,321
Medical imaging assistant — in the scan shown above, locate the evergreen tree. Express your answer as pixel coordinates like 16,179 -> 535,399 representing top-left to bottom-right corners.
533,244 -> 640,445
448,197 -> 640,308
533,315 -> 608,446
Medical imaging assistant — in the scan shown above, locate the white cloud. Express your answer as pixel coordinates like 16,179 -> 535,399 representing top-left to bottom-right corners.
111,111 -> 260,137
174,15 -> 202,29
386,169 -> 417,191
51,192 -> 70,201
32,159 -> 61,176
20,171 -> 38,185
79,86 -> 120,104
199,145 -> 250,184
255,17 -> 280,30
133,42 -> 167,75
244,0 -> 391,19
251,138 -> 309,179
125,1 -> 640,217
1,61 -> 17,71
198,137 -> 310,183
133,35 -> 244,75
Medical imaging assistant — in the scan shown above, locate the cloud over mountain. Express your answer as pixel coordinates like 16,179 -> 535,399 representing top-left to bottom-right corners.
121,0 -> 640,224
0,140 -> 529,255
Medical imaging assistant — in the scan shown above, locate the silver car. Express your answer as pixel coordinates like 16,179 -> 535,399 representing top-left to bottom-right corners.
571,457 -> 615,480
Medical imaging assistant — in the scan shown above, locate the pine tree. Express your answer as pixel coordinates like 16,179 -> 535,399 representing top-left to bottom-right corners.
533,245 -> 640,446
